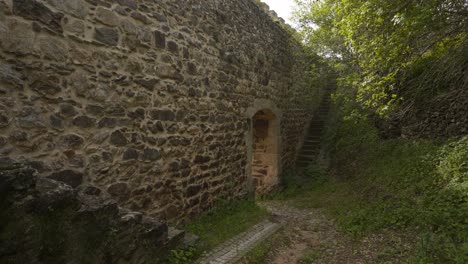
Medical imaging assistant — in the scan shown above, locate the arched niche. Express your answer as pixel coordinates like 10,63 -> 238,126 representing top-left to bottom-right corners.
244,100 -> 282,196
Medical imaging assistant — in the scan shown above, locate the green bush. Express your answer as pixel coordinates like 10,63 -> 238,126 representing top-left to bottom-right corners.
437,136 -> 468,186
166,247 -> 196,264
324,104 -> 467,262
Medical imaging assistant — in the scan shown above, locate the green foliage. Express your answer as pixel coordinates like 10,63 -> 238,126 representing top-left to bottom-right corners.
166,247 -> 196,264
185,199 -> 269,254
320,92 -> 467,262
267,164 -> 328,200
274,88 -> 467,262
299,248 -> 321,263
437,137 -> 468,187
240,236 -> 275,264
294,0 -> 468,116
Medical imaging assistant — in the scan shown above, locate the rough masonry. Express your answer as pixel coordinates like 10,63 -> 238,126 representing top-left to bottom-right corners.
0,0 -> 321,222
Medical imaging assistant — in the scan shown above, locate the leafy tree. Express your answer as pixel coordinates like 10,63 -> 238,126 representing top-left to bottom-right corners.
294,0 -> 468,116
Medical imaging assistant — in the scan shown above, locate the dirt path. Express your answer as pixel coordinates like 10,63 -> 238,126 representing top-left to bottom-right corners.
242,201 -> 416,264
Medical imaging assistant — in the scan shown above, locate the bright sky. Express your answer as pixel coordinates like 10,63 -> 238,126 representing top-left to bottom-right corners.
261,0 -> 296,25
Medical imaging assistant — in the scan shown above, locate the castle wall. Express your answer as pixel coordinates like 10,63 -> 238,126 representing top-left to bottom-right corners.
0,0 -> 319,221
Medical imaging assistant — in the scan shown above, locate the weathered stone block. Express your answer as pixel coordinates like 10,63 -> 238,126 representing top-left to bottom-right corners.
9,130 -> 28,142
96,7 -> 119,26
123,148 -> 139,160
98,117 -> 117,128
0,136 -> 7,148
131,11 -> 149,24
59,133 -> 84,148
167,41 -> 178,55
0,112 -> 10,128
194,155 -> 210,164
59,103 -> 78,117
148,121 -> 165,134
94,26 -> 119,46
0,19 -> 35,55
0,159 -> 36,192
17,107 -> 45,128
150,109 -> 176,121
29,75 -> 62,97
45,0 -> 88,19
46,169 -> 83,188
153,30 -> 166,49
143,148 -> 161,161
110,130 -> 127,146
86,104 -> 104,116
50,114 -> 63,129
158,66 -> 183,81
116,0 -> 137,9
107,182 -> 129,198
187,62 -> 197,75
0,64 -> 24,88
186,185 -> 202,197
73,115 -> 96,128
12,0 -> 63,33
63,17 -> 85,35
135,78 -> 159,91
106,105 -> 126,117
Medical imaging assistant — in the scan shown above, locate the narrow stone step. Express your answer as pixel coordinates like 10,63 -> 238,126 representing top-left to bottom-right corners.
197,220 -> 282,264
296,161 -> 312,167
304,138 -> 320,144
298,155 -> 318,161
166,227 -> 186,247
302,143 -> 319,148
296,93 -> 331,169
300,150 -> 319,155
303,141 -> 320,147
301,148 -> 319,153
183,232 -> 200,248
299,146 -> 320,155
303,143 -> 320,148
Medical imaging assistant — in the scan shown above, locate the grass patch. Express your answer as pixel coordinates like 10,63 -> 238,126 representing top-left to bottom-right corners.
184,199 -> 269,260
267,95 -> 467,263
299,248 -> 321,263
240,236 -> 274,264
240,227 -> 289,264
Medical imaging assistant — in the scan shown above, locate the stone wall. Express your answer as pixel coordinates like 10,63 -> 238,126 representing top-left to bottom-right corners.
0,159 -> 193,263
0,0 -> 320,222
376,89 -> 468,139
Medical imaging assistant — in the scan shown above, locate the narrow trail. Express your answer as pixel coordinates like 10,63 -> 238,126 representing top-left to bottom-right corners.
248,201 -> 417,264
259,201 -> 345,264
200,90 -> 414,263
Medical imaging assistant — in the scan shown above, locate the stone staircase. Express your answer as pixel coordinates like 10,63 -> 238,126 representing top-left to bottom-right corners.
297,94 -> 331,168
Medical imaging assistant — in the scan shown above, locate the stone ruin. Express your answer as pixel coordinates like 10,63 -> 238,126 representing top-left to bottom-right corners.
0,158 -> 196,263
0,0 -> 323,225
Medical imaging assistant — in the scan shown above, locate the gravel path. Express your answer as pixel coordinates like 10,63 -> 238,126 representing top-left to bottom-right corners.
241,201 -> 417,264
199,200 -> 416,264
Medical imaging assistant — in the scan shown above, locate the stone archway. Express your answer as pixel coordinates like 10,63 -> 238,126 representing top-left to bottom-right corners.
251,109 -> 279,194
245,100 -> 282,196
